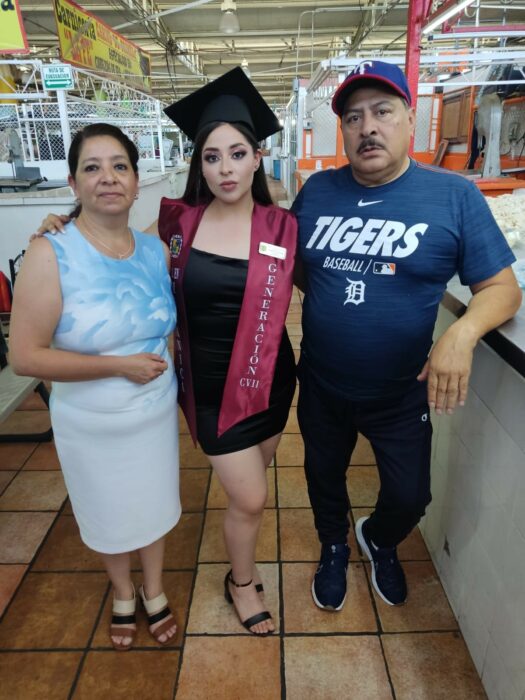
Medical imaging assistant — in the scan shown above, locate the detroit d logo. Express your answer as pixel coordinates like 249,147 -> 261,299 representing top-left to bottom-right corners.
344,279 -> 365,306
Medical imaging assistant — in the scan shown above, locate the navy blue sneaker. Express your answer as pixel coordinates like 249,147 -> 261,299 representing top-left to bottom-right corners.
355,516 -> 407,606
311,543 -> 350,611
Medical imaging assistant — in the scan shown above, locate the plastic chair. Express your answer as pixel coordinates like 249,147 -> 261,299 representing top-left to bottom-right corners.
9,250 -> 26,289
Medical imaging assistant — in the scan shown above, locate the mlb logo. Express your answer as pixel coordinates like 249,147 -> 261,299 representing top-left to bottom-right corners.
373,262 -> 396,276
171,267 -> 180,281
170,234 -> 183,258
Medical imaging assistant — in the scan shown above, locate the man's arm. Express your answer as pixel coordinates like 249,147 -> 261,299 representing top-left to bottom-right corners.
417,266 -> 522,414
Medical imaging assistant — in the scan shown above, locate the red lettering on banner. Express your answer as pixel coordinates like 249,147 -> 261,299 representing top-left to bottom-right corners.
96,21 -> 113,45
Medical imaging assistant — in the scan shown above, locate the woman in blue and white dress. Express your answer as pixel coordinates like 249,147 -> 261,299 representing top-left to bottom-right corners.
10,124 -> 180,651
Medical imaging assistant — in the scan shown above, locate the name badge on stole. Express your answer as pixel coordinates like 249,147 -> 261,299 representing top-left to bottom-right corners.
259,242 -> 287,260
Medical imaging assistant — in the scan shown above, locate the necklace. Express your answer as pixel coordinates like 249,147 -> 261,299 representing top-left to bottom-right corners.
82,226 -> 134,259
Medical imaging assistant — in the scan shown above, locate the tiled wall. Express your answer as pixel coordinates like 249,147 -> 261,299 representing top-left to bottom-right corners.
420,306 -> 525,700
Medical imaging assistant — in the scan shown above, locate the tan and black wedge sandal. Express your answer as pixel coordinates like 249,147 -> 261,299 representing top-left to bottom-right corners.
110,586 -> 136,651
139,585 -> 177,646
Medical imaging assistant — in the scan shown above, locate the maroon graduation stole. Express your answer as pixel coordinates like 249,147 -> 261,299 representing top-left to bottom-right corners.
158,198 -> 297,443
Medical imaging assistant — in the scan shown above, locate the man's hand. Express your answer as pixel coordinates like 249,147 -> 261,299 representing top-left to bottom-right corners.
419,267 -> 521,415
417,322 -> 477,415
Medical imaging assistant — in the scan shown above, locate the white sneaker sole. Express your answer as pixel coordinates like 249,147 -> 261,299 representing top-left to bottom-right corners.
355,516 -> 397,607
311,577 -> 347,612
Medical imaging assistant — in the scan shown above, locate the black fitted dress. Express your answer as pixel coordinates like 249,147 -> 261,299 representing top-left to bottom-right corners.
183,247 -> 296,455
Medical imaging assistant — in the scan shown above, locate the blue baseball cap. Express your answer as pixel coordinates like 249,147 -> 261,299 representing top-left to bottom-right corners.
332,60 -> 412,116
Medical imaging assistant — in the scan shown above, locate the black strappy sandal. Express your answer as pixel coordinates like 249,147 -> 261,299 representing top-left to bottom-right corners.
224,570 -> 273,636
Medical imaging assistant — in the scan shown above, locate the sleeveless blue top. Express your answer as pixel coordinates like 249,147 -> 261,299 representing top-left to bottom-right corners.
45,222 -> 177,411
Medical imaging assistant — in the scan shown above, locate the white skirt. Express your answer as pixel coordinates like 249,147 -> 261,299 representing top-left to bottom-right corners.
50,374 -> 180,554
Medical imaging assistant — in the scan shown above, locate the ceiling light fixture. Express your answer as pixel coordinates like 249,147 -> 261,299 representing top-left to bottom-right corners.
219,0 -> 240,34
422,0 -> 477,35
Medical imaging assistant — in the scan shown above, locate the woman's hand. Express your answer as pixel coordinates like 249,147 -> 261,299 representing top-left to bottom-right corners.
119,353 -> 168,384
32,213 -> 71,238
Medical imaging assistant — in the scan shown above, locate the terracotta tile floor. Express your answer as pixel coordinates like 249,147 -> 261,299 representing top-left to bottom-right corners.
0,283 -> 487,699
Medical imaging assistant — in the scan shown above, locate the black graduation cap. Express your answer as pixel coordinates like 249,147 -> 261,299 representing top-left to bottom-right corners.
164,67 -> 281,142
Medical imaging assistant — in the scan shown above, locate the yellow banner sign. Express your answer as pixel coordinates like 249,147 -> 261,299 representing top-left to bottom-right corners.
0,0 -> 29,54
53,0 -> 151,93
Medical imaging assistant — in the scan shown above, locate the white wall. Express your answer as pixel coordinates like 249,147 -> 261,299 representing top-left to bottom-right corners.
0,168 -> 188,277
0,158 -> 168,181
421,305 -> 525,700
0,160 -> 68,180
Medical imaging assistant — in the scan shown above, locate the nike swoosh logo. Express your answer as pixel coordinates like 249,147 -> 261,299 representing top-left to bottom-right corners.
357,199 -> 383,207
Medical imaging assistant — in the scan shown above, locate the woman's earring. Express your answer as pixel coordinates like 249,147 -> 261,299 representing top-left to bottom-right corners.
134,193 -> 139,200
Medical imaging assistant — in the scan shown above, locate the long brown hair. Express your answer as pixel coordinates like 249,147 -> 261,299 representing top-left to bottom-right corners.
182,121 -> 272,207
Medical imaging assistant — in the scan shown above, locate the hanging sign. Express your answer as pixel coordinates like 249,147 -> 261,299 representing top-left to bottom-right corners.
53,0 -> 151,93
0,0 -> 29,54
42,63 -> 75,90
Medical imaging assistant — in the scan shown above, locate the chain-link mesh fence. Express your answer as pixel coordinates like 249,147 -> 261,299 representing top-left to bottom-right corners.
0,64 -> 173,168
414,95 -> 438,153
10,99 -> 168,163
311,101 -> 337,156
305,77 -> 338,157
305,74 -> 442,156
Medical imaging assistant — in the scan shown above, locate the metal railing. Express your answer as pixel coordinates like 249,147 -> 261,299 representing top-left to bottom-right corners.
0,60 -> 182,172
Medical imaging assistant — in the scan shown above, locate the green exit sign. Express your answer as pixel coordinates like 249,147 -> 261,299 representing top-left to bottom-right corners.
42,64 -> 74,91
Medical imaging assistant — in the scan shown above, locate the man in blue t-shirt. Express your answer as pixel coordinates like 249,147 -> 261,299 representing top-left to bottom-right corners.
291,60 -> 521,611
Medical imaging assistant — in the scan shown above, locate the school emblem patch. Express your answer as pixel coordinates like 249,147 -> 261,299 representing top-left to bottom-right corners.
169,234 -> 183,258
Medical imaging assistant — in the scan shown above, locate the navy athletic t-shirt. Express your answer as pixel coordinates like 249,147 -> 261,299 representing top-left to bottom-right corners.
291,160 -> 516,400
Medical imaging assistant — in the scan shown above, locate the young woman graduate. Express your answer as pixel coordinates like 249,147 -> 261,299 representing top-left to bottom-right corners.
161,68 -> 297,635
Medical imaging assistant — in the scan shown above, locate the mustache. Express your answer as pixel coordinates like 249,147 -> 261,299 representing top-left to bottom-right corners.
358,138 -> 384,153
